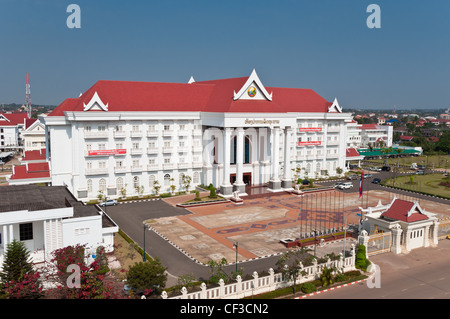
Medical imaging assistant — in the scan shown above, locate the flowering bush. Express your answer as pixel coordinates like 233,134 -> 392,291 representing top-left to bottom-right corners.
2,271 -> 43,299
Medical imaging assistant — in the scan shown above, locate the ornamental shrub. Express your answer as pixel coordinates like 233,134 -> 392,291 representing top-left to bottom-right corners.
0,240 -> 34,283
209,186 -> 217,199
126,259 -> 167,295
355,245 -> 371,271
301,282 -> 317,294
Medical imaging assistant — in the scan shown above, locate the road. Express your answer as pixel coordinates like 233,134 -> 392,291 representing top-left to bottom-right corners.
306,239 -> 450,299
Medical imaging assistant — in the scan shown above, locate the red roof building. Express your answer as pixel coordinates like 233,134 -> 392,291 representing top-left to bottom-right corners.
8,161 -> 51,185
381,199 -> 429,223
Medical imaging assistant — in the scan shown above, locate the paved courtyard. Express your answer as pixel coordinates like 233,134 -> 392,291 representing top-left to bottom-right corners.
147,189 -> 450,265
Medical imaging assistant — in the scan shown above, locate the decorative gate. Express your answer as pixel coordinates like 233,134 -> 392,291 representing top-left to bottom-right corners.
367,232 -> 392,256
437,218 -> 450,239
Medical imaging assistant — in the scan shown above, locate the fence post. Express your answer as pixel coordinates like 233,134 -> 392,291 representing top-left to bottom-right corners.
219,279 -> 225,298
268,268 -> 275,290
236,275 -> 242,298
181,286 -> 187,299
253,271 -> 259,294
200,282 -> 207,299
391,225 -> 403,254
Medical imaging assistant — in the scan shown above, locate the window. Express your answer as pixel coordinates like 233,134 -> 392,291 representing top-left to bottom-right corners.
164,141 -> 171,148
132,160 -> 140,167
86,143 -> 92,150
99,179 -> 106,192
164,125 -> 170,131
148,125 -> 156,132
98,126 -> 106,131
132,125 -> 140,132
179,141 -> 185,148
115,125 -> 123,132
116,177 -> 123,191
133,176 -> 140,190
148,158 -> 155,165
116,160 -> 123,167
193,172 -> 200,184
116,143 -> 123,149
179,124 -> 185,130
149,175 -> 155,187
133,142 -> 140,149
179,173 -> 185,185
164,174 -> 171,186
164,158 -> 171,164
86,162 -> 93,169
87,179 -> 92,193
148,141 -> 156,148
99,161 -> 106,169
98,143 -> 106,150
85,126 -> 91,131
20,223 -> 33,241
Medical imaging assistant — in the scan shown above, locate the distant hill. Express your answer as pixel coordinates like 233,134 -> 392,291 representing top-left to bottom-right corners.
0,103 -> 56,115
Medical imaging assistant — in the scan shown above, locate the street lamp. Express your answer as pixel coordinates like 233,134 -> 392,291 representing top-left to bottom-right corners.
143,223 -> 147,262
233,242 -> 239,273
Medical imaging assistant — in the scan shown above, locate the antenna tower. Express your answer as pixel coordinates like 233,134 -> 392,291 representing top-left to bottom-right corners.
25,73 -> 31,119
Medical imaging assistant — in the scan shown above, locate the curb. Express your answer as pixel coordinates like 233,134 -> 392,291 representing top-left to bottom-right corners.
293,278 -> 368,299
119,198 -> 162,204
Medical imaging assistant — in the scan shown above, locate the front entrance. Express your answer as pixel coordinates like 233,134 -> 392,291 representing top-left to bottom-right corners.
230,173 -> 252,185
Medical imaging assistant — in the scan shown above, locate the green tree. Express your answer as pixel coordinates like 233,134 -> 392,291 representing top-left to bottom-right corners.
206,258 -> 228,284
126,258 -> 167,295
275,248 -> 310,295
0,240 -> 34,283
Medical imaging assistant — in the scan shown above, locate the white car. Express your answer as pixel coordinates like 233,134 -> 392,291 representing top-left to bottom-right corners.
337,182 -> 353,190
370,167 -> 381,172
99,199 -> 118,206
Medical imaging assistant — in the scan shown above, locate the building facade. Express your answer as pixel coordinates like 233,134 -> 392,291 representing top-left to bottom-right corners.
42,70 -> 355,200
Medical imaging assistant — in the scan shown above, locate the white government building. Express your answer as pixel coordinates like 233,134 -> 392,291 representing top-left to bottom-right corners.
41,70 -> 369,200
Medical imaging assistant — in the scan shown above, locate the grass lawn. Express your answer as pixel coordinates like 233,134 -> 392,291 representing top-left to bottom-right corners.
367,155 -> 450,169
383,173 -> 450,199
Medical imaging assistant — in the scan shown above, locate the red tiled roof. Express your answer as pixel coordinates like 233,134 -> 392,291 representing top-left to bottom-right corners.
48,77 -> 333,116
21,149 -> 46,162
381,199 -> 429,223
400,135 -> 414,141
359,124 -> 378,130
9,162 -> 50,180
0,113 -> 29,126
346,148 -> 361,158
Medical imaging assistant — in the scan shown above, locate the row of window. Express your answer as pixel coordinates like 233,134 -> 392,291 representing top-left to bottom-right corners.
86,140 -> 201,150
86,124 -> 201,132
297,135 -> 339,143
87,156 -> 202,169
294,161 -> 338,174
87,173 -> 201,193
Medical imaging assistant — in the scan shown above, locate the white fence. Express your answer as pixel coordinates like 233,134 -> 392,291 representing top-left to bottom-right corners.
162,245 -> 356,299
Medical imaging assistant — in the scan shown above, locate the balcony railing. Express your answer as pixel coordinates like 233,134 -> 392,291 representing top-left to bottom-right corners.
85,168 -> 108,175
84,131 -> 108,139
130,148 -> 143,155
162,147 -> 173,153
130,131 -> 143,138
147,164 -> 159,171
178,163 -> 189,169
147,131 -> 159,137
162,130 -> 174,136
163,163 -> 174,170
131,166 -> 143,172
114,166 -> 127,173
113,131 -> 126,138
147,147 -> 159,154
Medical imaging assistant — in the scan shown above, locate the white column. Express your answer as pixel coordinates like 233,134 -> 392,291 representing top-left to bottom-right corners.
8,224 -> 13,243
220,128 -> 233,196
233,128 -> 246,194
271,126 -> 280,181
269,126 -> 282,191
282,127 -> 293,189
2,225 -> 7,250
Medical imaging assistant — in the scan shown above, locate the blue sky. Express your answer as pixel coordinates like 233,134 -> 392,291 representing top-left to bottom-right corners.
0,0 -> 449,110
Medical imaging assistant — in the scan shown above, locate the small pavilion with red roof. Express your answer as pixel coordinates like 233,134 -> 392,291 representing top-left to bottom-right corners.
360,197 -> 439,254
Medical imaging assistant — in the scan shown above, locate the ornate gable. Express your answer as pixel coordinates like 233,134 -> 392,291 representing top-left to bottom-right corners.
233,69 -> 273,101
83,91 -> 108,112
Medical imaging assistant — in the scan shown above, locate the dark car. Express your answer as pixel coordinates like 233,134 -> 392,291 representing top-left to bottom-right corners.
372,178 -> 381,184
302,180 -> 310,185
381,166 -> 391,171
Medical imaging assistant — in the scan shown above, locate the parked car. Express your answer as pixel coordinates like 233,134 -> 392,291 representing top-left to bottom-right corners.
372,178 -> 381,184
417,165 -> 425,169
363,173 -> 373,179
333,182 -> 344,188
381,166 -> 391,171
370,167 -> 381,172
302,179 -> 310,185
337,182 -> 353,190
347,174 -> 359,180
349,164 -> 358,169
415,170 -> 425,175
99,199 -> 118,206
